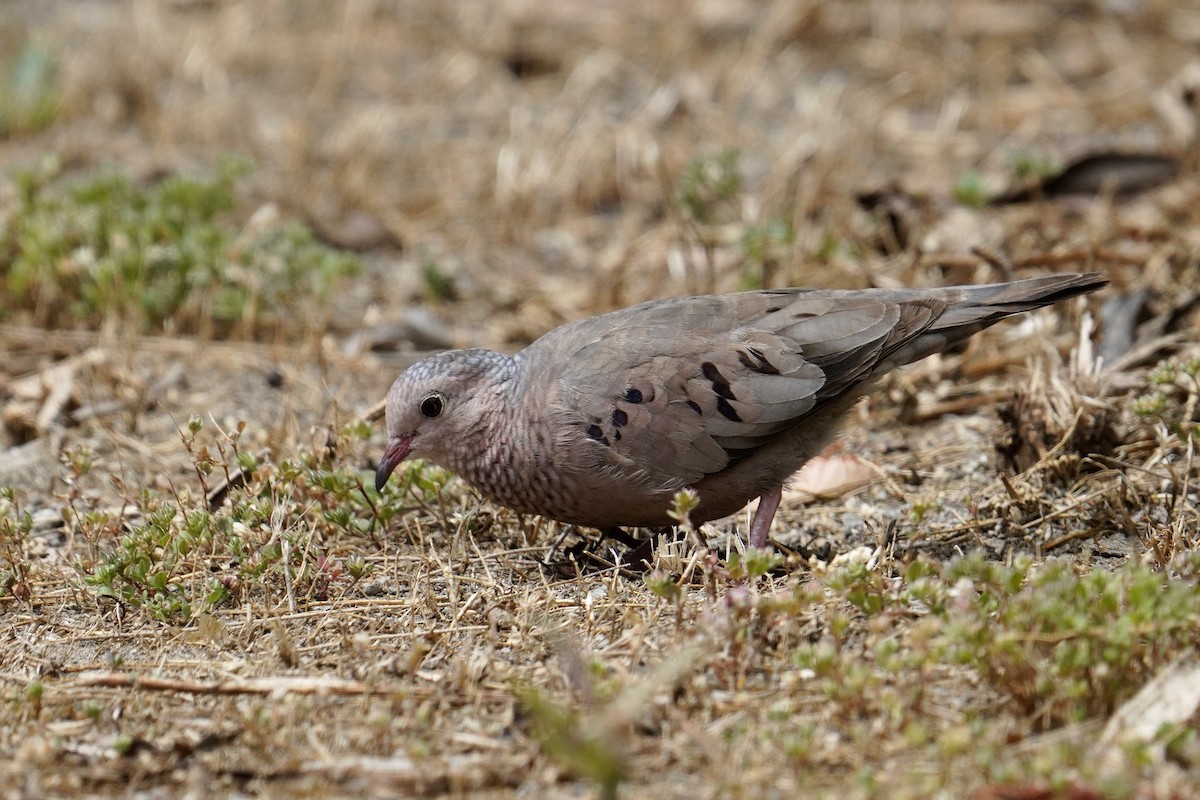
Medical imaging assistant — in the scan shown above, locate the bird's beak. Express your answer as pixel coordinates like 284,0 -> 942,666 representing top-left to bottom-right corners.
375,435 -> 413,491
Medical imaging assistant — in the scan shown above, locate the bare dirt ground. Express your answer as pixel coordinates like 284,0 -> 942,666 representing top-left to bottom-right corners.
2,2 -> 1200,798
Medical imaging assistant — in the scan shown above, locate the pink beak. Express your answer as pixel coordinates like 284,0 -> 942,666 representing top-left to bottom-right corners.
375,435 -> 413,491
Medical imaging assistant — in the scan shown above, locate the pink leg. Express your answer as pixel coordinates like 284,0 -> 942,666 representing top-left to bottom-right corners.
748,484 -> 782,549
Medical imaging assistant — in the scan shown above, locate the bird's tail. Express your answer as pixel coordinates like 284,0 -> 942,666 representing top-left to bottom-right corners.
887,272 -> 1107,368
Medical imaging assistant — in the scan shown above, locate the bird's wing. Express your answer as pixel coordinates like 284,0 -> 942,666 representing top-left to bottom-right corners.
537,291 -> 941,489
534,272 -> 1103,490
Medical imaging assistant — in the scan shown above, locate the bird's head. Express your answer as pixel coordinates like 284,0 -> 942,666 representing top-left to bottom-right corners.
375,349 -> 512,491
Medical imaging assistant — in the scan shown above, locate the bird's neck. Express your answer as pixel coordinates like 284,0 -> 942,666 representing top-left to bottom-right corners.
456,353 -> 562,516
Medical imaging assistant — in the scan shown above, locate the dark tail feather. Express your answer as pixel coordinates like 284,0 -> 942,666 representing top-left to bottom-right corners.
934,272 -> 1109,329
891,272 -> 1107,367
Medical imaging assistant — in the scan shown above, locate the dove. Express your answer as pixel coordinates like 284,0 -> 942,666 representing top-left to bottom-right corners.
375,272 -> 1106,549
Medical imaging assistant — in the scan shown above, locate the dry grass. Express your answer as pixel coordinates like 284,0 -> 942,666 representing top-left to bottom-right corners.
2,1 -> 1200,798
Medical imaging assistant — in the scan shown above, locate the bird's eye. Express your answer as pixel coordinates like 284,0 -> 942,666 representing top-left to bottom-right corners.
419,392 -> 445,419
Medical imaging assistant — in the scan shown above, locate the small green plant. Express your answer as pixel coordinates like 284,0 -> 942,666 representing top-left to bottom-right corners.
908,495 -> 942,524
73,417 -> 454,624
666,487 -> 700,529
942,554 -> 1200,728
515,684 -> 626,800
645,568 -> 685,627
365,457 -> 453,524
344,554 -> 371,582
824,559 -> 891,616
1132,357 -> 1199,443
0,41 -> 61,138
112,733 -> 135,756
144,415 -> 405,610
1133,392 -> 1168,418
0,487 -> 34,602
84,504 -> 222,622
952,169 -> 989,207
419,257 -> 458,303
644,570 -> 683,603
513,646 -> 698,800
677,148 -> 742,226
82,700 -> 103,723
21,679 -> 44,721
740,217 -> 794,289
62,446 -> 94,479
1008,150 -> 1058,184
727,547 -> 784,581
0,160 -> 360,336
813,231 -> 843,262
674,148 -> 743,291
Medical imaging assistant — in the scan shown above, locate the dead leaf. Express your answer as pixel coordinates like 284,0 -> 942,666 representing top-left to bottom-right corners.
783,454 -> 878,505
1094,653 -> 1200,769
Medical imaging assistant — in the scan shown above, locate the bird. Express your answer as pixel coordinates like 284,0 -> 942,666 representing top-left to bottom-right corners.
375,272 -> 1106,549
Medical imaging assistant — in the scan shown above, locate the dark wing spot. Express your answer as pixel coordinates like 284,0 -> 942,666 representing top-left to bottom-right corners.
612,408 -> 628,427
737,347 -> 781,375
586,424 -> 605,441
685,399 -> 702,415
766,305 -> 782,313
716,396 -> 742,422
623,387 -> 643,404
701,361 -> 736,400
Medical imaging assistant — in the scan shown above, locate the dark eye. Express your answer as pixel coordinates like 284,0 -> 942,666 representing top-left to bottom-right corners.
419,392 -> 445,419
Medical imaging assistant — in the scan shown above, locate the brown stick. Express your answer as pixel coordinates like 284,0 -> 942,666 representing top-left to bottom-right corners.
74,671 -> 390,696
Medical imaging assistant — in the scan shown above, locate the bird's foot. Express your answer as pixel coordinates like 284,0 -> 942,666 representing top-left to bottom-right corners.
541,526 -> 686,576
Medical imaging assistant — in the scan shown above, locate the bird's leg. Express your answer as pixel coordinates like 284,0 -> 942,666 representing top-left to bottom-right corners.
600,527 -> 643,548
602,527 -> 696,572
748,485 -> 782,549
601,527 -> 660,572
544,525 -> 584,567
